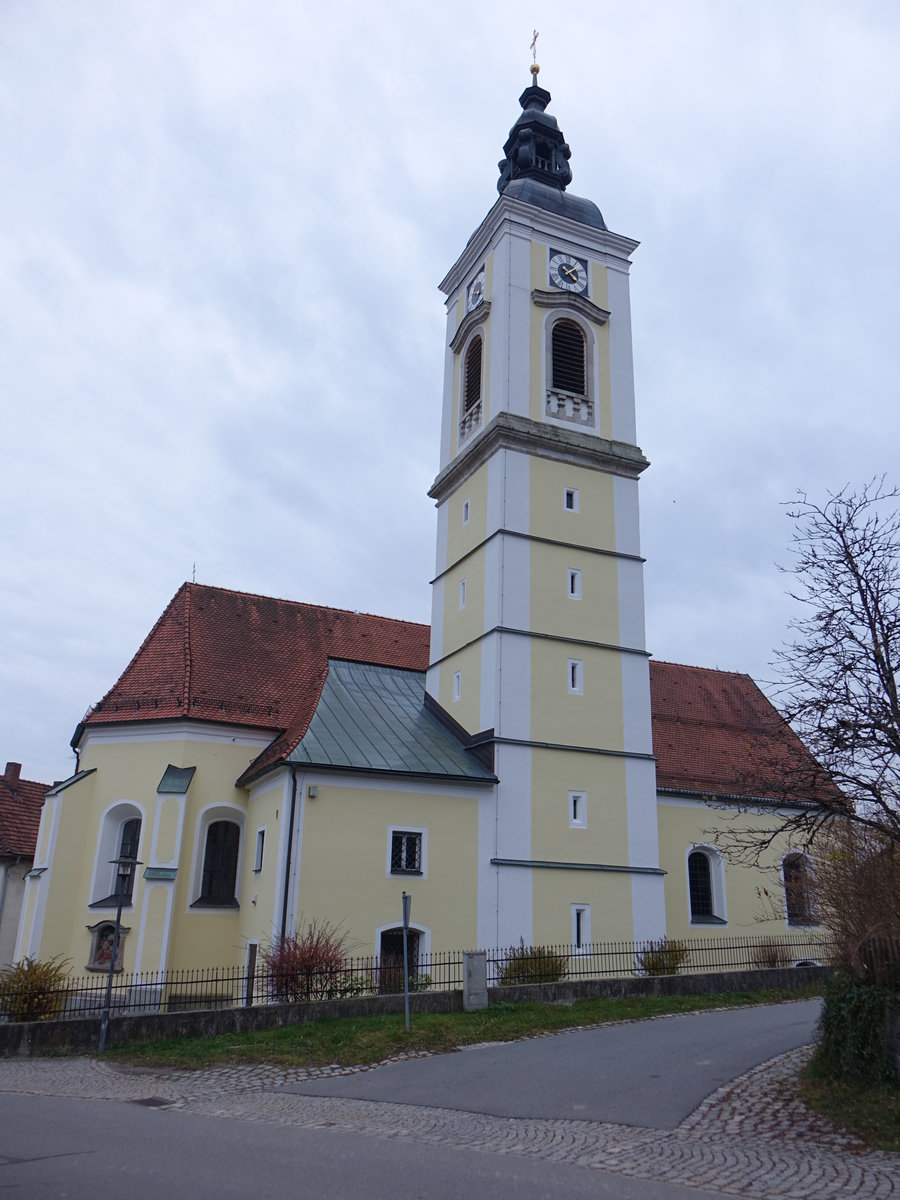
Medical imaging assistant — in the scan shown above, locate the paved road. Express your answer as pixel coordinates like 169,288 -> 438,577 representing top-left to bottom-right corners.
0,1093 -> 727,1200
0,1000 -> 896,1199
285,999 -> 823,1127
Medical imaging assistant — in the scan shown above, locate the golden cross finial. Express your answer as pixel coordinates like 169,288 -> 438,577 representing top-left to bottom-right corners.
530,29 -> 540,78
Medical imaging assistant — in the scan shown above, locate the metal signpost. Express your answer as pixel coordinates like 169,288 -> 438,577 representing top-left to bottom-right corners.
98,855 -> 139,1053
401,890 -> 411,1034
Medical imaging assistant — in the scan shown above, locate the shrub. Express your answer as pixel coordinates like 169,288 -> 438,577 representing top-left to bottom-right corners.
262,920 -> 359,1003
497,940 -> 567,986
750,937 -> 793,970
0,955 -> 70,1022
814,975 -> 898,1084
637,938 -> 688,977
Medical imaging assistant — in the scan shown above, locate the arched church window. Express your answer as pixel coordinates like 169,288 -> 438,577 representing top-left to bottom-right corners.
464,337 -> 482,412
90,805 -> 143,908
783,854 -> 817,926
197,820 -> 240,907
551,319 -> 585,395
686,845 -> 727,924
688,850 -> 713,919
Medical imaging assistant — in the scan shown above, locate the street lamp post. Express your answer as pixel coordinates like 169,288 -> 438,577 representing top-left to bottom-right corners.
401,890 -> 411,1034
98,855 -> 139,1053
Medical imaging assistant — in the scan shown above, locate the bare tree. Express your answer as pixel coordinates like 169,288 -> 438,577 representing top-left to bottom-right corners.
776,479 -> 900,844
713,480 -> 900,864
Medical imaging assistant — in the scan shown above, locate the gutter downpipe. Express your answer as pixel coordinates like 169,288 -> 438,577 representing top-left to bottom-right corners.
281,767 -> 299,942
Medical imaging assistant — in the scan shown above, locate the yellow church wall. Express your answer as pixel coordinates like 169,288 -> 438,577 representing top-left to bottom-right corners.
530,641 -> 625,751
531,869 -> 637,946
657,800 -> 799,940
238,779 -> 283,951
26,787 -> 94,966
440,551 -> 486,657
139,885 -> 169,967
530,750 -> 629,866
437,640 -> 482,731
529,240 -> 547,420
294,781 -> 479,953
154,796 -> 180,864
530,541 -> 622,644
32,732 -> 269,973
528,458 -> 617,550
444,462 -> 489,571
592,320 -> 613,442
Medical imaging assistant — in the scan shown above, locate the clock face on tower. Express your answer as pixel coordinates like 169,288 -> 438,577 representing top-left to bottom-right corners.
549,251 -> 588,294
466,268 -> 486,312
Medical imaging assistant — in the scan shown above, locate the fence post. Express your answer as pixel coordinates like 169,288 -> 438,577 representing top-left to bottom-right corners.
463,951 -> 488,1011
245,944 -> 257,1008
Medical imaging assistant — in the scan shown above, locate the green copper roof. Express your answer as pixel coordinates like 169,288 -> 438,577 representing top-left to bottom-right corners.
286,660 -> 495,782
157,764 -> 196,794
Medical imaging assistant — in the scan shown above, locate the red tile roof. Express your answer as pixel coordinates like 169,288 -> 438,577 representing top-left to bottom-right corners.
80,583 -> 431,781
79,583 -> 822,800
650,660 -> 826,804
0,762 -> 48,858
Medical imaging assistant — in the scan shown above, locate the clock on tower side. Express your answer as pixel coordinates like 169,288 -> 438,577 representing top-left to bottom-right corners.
426,74 -> 666,950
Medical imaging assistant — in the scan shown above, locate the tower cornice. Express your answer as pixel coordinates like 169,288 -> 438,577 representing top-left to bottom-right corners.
440,194 -> 639,301
428,411 -> 649,504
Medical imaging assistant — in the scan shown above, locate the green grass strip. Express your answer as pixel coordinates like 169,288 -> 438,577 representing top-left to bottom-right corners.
106,986 -> 821,1071
802,1064 -> 900,1152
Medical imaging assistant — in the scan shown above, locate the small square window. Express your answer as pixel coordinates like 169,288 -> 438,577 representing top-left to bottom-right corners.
569,791 -> 587,828
459,578 -> 466,609
390,830 -> 422,875
564,487 -> 579,512
567,659 -> 583,695
453,670 -> 461,701
462,499 -> 470,525
567,569 -> 582,599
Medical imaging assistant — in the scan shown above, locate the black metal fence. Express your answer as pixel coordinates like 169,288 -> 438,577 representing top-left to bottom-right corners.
0,952 -> 465,1024
0,934 -> 832,1023
486,932 -> 835,986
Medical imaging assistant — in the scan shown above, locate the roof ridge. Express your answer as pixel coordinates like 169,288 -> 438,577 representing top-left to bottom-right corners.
181,584 -> 193,715
650,659 -> 756,680
182,580 -> 428,628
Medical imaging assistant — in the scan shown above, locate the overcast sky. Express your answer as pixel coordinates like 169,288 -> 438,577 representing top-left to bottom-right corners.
3,1 -> 899,784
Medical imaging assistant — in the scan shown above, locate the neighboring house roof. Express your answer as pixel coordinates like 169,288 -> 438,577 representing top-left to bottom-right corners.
76,582 -> 825,802
285,659 -> 495,782
0,762 -> 48,858
650,660 -> 828,805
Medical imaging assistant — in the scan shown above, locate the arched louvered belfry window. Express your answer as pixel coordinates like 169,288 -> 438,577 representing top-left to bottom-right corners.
464,336 -> 482,413
551,319 -> 586,395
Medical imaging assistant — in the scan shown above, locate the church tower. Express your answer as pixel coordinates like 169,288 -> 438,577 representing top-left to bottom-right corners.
426,67 -> 666,950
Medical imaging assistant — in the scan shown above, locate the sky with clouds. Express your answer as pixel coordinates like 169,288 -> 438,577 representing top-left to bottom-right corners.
2,0 -> 899,784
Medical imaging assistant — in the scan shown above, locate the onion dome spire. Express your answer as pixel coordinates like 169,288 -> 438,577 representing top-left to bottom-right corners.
497,54 -> 573,196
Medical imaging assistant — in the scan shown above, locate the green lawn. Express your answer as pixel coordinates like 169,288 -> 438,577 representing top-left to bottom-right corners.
801,1064 -> 900,1152
107,986 -> 820,1071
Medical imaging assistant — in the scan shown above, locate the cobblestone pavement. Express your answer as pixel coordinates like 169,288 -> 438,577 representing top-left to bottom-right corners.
1,1029 -> 896,1198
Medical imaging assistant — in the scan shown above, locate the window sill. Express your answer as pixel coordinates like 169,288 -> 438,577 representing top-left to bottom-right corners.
690,915 -> 727,926
89,897 -> 134,910
389,870 -> 423,877
190,898 -> 240,909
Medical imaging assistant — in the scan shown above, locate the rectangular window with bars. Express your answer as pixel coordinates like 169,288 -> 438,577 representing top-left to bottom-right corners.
390,830 -> 422,875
